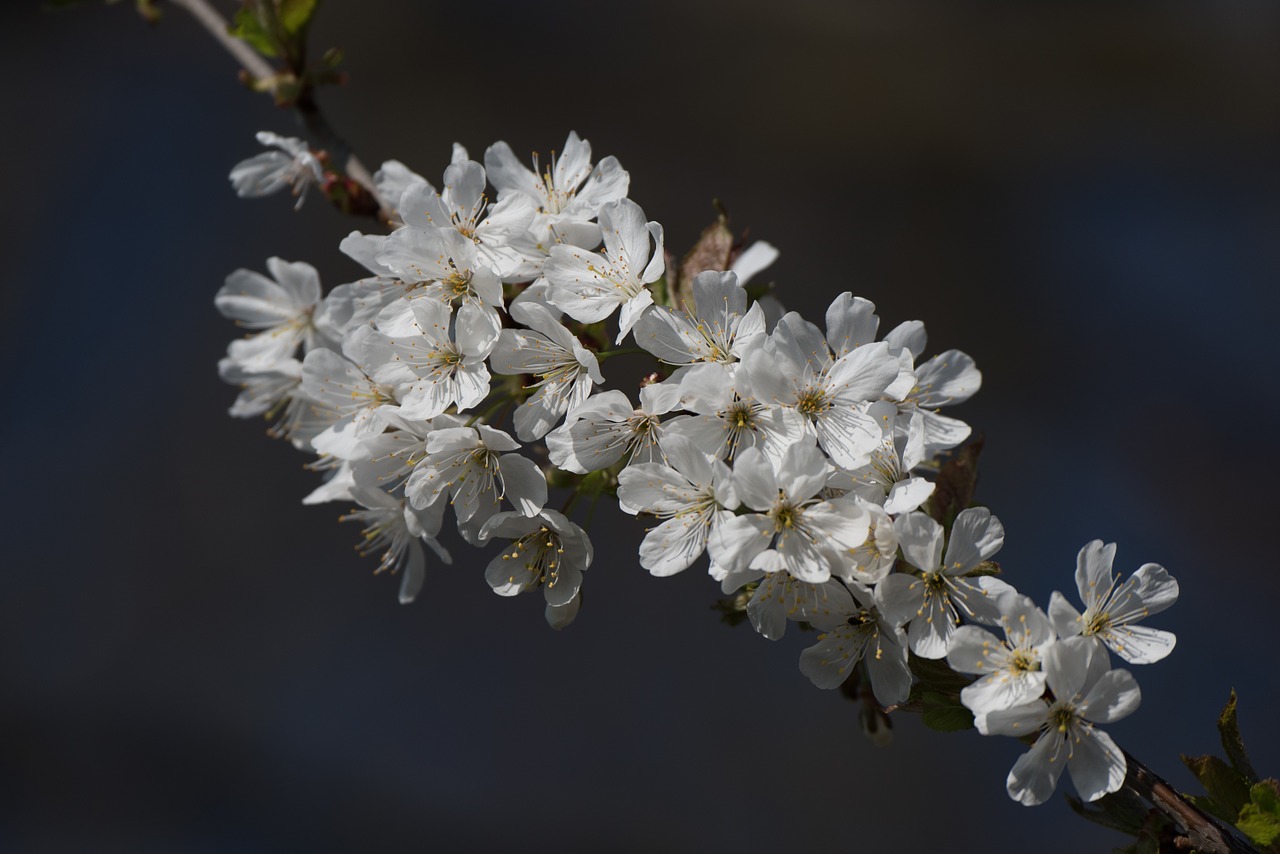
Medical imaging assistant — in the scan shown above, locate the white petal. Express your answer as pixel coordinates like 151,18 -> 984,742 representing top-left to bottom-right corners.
707,513 -> 773,575
1048,590 -> 1085,639
799,628 -> 870,690
1067,729 -> 1127,803
1074,540 -> 1118,611
893,512 -> 944,572
1007,732 -> 1068,806
1079,668 -> 1141,724
943,507 -> 1005,573
498,453 -> 548,517
1103,625 -> 1177,665
639,515 -> 710,577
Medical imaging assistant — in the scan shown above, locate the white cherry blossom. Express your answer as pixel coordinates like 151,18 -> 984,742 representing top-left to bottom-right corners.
798,582 -> 912,706
741,576 -> 858,641
229,131 -> 323,208
896,347 -> 983,455
339,486 -> 451,604
707,443 -> 870,585
976,637 -> 1140,806
835,401 -> 935,515
544,198 -> 665,343
948,593 -> 1056,715
831,502 -> 899,586
616,434 -> 738,577
490,302 -> 604,441
344,299 -> 493,422
374,225 -> 506,345
743,321 -> 902,470
1048,540 -> 1179,665
546,383 -> 681,474
484,131 -> 629,248
632,270 -> 766,367
300,347 -> 399,459
666,362 -> 807,464
215,258 -> 326,372
878,508 -> 1013,658
396,155 -> 535,277
404,425 -> 547,543
479,509 -> 593,625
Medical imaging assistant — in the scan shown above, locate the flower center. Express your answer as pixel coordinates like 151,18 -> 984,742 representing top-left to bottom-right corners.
795,386 -> 830,417
503,525 -> 566,588
1049,704 -> 1077,734
771,501 -> 801,530
1009,650 -> 1037,673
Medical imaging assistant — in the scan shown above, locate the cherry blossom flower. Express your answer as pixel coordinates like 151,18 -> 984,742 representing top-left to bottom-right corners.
480,509 -> 593,626
877,508 -> 1013,658
395,154 -> 535,277
544,198 -> 665,343
743,323 -> 902,470
490,302 -> 604,441
339,486 -> 451,604
1048,540 -> 1179,664
632,270 -> 766,367
404,425 -> 547,543
948,593 -> 1056,715
343,299 -> 493,422
976,637 -> 1140,806
707,443 -> 870,585
665,362 -> 807,464
616,434 -> 739,577
798,582 -> 912,706
215,258 -> 326,372
546,383 -> 681,474
229,131 -> 323,208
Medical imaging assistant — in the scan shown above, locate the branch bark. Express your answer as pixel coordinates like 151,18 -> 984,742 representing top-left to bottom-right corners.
1122,750 -> 1260,853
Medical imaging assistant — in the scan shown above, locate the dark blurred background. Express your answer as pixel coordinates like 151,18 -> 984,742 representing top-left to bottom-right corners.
3,0 -> 1279,851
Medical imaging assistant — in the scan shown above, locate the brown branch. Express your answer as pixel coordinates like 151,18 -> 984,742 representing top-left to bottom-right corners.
1122,750 -> 1259,854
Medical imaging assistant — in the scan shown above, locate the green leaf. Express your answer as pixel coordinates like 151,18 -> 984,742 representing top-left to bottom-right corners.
278,0 -> 318,34
920,704 -> 973,732
1237,780 -> 1280,849
229,4 -> 278,57
1218,690 -> 1260,784
908,653 -> 974,694
1182,753 -> 1252,819
916,688 -> 974,731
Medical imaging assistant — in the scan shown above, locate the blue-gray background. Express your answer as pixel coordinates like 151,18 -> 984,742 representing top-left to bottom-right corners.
3,1 -> 1279,851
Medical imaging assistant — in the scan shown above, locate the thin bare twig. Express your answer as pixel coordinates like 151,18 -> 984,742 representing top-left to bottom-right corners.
168,0 -> 383,207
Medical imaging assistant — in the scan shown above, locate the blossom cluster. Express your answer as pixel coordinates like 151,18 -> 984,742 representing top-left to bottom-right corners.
216,131 -> 1180,806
